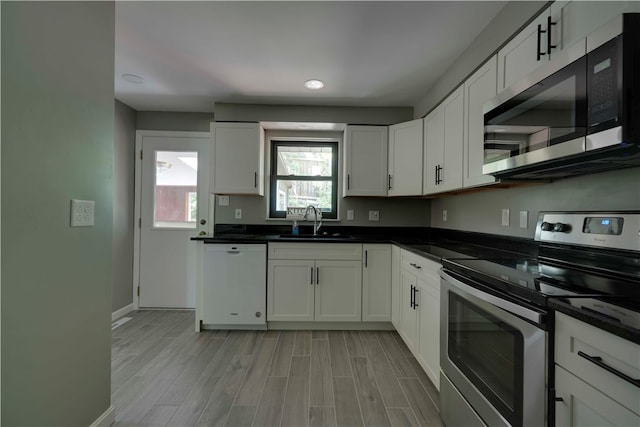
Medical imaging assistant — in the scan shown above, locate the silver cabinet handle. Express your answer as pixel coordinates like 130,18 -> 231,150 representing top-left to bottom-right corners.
409,262 -> 422,270
316,267 -> 320,285
310,267 -> 314,285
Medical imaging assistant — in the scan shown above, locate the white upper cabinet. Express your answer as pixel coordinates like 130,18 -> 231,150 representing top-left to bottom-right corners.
423,85 -> 464,195
388,119 -> 423,196
550,1 -> 640,53
497,7 -> 555,91
210,122 -> 264,195
343,125 -> 388,197
498,1 -> 640,91
463,56 -> 498,188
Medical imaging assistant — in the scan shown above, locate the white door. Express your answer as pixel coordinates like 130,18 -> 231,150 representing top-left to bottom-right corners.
136,131 -> 210,308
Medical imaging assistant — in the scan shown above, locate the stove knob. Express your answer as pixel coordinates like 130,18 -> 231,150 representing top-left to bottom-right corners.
541,221 -> 554,231
553,222 -> 571,233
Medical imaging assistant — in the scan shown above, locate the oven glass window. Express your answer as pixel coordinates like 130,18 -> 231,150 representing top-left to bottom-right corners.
484,57 -> 587,163
448,293 -> 524,426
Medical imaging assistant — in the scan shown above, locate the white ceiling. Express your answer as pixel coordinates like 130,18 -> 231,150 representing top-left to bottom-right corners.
115,1 -> 507,113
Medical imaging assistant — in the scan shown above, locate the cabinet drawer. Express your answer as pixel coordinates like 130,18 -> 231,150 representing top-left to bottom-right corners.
268,242 -> 362,260
400,249 -> 441,290
555,311 -> 640,414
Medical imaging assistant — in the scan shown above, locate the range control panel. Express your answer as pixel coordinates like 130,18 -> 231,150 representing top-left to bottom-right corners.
535,211 -> 640,252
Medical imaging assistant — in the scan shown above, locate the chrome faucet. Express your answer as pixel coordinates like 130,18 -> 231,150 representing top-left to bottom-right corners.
303,205 -> 322,235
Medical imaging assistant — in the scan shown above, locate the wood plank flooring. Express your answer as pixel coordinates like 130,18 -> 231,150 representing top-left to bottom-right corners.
112,310 -> 443,427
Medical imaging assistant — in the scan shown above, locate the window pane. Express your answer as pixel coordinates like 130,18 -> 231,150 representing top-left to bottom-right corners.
274,179 -> 333,213
154,151 -> 198,228
276,145 -> 333,177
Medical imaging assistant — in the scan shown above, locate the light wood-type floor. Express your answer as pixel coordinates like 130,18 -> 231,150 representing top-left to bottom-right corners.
112,310 -> 443,427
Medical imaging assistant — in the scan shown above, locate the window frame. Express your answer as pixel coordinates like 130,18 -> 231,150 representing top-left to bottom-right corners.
269,140 -> 339,219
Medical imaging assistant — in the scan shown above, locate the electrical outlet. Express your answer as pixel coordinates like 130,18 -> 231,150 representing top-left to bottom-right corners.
519,211 -> 529,229
368,210 -> 379,221
501,208 -> 510,227
443,210 -> 448,222
347,210 -> 354,221
70,199 -> 95,227
235,208 -> 242,219
218,195 -> 229,206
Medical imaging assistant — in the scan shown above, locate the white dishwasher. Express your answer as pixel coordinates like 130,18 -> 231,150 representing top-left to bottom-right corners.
202,243 -> 267,327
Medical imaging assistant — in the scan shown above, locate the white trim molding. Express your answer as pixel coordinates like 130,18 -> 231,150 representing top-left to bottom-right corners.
112,303 -> 134,322
89,405 -> 115,427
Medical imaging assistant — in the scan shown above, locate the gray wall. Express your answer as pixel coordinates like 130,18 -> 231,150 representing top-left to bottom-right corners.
216,195 -> 430,228
430,168 -> 640,238
2,2 -> 114,425
113,100 -> 137,313
137,111 -> 214,132
215,103 -> 413,125
414,1 -> 548,117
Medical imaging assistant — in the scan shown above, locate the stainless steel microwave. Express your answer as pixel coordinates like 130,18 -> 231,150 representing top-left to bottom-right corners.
483,13 -> 640,180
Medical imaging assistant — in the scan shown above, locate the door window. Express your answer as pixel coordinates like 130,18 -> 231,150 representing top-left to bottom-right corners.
153,150 -> 198,229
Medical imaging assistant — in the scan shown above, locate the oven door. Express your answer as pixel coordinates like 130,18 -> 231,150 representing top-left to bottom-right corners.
440,270 -> 547,427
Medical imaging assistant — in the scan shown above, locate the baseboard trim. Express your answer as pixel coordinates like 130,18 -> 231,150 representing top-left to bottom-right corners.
90,405 -> 115,427
267,321 -> 394,330
112,303 -> 134,321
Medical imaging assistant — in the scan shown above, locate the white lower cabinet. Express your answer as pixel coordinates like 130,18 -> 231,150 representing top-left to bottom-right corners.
396,248 -> 441,390
267,243 -> 363,322
554,311 -> 640,426
399,268 -> 419,352
267,259 -> 315,322
362,244 -> 392,322
391,245 -> 401,329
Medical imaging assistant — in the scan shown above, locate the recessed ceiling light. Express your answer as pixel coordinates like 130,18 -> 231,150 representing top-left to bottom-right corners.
122,73 -> 144,84
304,79 -> 324,90
494,128 -> 508,133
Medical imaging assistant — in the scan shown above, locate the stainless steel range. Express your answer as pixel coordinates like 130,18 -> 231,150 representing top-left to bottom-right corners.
439,211 -> 640,427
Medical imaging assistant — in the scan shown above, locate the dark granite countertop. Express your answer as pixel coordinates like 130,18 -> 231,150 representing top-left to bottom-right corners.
549,298 -> 640,345
191,225 -> 536,262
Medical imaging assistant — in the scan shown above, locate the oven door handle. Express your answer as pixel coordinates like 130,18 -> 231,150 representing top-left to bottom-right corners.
441,271 -> 544,325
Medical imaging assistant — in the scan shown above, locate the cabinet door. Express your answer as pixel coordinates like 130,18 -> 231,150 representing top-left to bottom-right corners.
555,366 -> 640,427
423,86 -> 464,194
551,1 -> 639,52
314,260 -> 362,322
423,106 -> 444,195
440,86 -> 464,192
497,8 -> 551,90
391,245 -> 401,329
210,122 -> 264,195
267,259 -> 314,321
463,56 -> 498,188
416,279 -> 440,390
388,119 -> 423,196
362,244 -> 391,322
344,125 -> 388,196
399,269 -> 418,352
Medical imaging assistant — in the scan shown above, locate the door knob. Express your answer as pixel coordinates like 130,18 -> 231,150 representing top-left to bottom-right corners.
200,219 -> 207,225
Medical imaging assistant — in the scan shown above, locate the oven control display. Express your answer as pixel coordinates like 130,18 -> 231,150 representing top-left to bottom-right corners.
582,217 -> 624,235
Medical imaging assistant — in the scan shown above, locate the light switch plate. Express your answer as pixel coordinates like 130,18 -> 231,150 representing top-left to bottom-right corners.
519,211 -> 528,229
368,210 -> 379,221
347,210 -> 354,221
235,208 -> 242,219
501,208 -> 510,227
71,199 -> 95,227
443,210 -> 448,222
218,195 -> 229,206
